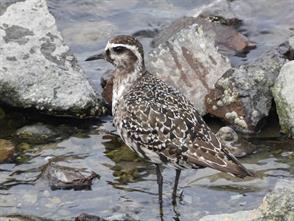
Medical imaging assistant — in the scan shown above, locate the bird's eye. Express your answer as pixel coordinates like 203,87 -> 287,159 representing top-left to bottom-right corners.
112,46 -> 125,53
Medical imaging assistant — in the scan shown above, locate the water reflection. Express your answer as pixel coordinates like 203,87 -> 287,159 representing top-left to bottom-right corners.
102,133 -> 155,187
0,117 -> 293,220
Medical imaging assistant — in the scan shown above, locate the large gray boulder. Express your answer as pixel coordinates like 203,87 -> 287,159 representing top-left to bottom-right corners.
272,61 -> 294,138
0,0 -> 105,118
199,179 -> 294,221
147,16 -> 253,115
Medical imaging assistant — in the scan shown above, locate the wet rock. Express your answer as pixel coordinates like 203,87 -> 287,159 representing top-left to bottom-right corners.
75,213 -> 136,221
193,0 -> 237,20
45,162 -> 98,190
148,16 -> 253,115
199,179 -> 294,221
272,61 -> 294,138
206,48 -> 286,133
0,214 -> 55,221
0,139 -> 15,163
75,214 -> 108,221
150,16 -> 253,54
0,0 -> 105,118
15,123 -> 59,144
216,127 -> 255,157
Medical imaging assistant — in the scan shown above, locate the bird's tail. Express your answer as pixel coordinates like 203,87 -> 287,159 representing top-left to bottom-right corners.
222,148 -> 255,178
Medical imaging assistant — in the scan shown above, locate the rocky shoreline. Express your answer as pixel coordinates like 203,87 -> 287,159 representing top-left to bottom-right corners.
0,0 -> 293,221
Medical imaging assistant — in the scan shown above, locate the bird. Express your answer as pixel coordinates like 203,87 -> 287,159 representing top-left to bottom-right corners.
86,35 -> 254,207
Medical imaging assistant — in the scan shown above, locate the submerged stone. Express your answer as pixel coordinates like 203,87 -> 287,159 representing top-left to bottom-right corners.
15,123 -> 59,144
216,126 -> 255,158
45,162 -> 98,190
75,213 -> 109,221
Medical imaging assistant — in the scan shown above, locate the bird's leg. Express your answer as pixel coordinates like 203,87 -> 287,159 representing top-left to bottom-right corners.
172,169 -> 181,205
156,164 -> 163,219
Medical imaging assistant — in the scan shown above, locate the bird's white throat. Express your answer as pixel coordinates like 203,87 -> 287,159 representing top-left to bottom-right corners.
112,69 -> 141,113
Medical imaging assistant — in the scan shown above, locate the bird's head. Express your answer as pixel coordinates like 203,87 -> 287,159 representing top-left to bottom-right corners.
86,35 -> 145,72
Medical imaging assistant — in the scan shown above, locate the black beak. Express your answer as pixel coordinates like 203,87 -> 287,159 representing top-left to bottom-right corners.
85,52 -> 105,61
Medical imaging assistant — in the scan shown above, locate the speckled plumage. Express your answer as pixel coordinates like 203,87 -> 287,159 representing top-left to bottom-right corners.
90,35 -> 253,178
114,71 -> 252,177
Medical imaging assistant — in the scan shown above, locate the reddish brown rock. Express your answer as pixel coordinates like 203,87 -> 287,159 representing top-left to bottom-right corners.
206,48 -> 287,133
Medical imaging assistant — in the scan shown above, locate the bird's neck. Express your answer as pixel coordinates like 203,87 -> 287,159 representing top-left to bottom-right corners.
112,62 -> 145,112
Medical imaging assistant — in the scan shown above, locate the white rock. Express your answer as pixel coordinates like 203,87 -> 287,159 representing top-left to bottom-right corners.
272,60 -> 294,138
0,0 -> 104,117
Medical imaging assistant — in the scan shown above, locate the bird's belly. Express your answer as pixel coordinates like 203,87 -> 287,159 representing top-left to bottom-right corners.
122,135 -> 162,164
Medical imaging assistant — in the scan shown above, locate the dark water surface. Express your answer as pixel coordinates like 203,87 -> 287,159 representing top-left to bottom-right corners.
1,0 -> 294,220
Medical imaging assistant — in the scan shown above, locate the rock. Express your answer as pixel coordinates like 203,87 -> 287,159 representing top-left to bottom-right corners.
194,0 -> 294,53
150,16 -> 254,54
216,127 -> 255,157
0,139 -> 15,163
0,214 -> 55,221
15,123 -> 60,144
0,0 -> 105,118
258,179 -> 294,221
147,16 -> 253,115
272,61 -> 294,138
199,179 -> 294,221
45,162 -> 98,190
75,214 -> 108,221
206,48 -> 286,133
193,0 -> 237,20
75,213 -> 136,221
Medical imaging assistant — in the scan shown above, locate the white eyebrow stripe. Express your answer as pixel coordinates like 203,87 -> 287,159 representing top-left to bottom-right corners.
105,42 -> 142,65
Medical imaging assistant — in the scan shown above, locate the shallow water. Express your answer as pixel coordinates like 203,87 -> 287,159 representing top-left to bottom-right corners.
1,0 -> 294,220
0,109 -> 293,220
